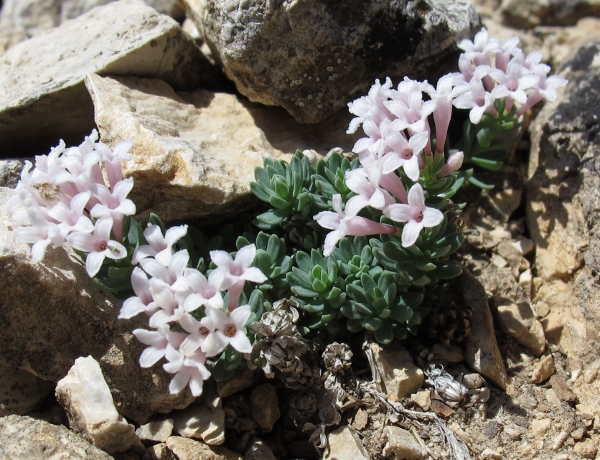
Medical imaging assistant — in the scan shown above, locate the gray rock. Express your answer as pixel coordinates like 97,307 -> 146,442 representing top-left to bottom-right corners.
499,0 -> 600,29
250,384 -> 280,433
185,0 -> 480,123
460,271 -> 509,390
531,354 -> 555,384
0,414 -> 113,459
84,73 -> 357,223
0,160 -> 24,188
0,363 -> 53,416
0,0 -> 185,53
0,187 -> 194,423
55,356 -> 138,454
0,0 -> 211,156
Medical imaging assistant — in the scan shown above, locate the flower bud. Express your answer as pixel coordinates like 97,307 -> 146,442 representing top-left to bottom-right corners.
437,151 -> 464,178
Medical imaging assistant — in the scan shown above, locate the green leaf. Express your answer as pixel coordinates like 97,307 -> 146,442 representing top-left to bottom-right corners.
362,317 -> 382,331
291,285 -> 319,298
471,157 -> 503,171
389,304 -> 413,322
374,321 -> 394,344
431,261 -> 463,279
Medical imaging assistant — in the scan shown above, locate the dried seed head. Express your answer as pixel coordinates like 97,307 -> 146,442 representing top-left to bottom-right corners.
322,342 -> 353,375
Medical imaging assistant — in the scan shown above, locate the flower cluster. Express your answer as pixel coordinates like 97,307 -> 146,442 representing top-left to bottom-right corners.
454,28 -> 567,122
120,227 -> 267,396
5,130 -> 135,276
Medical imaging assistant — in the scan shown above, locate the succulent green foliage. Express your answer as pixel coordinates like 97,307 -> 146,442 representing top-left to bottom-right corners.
211,345 -> 244,382
450,98 -> 522,194
311,150 -> 360,208
333,236 -> 378,284
251,151 -> 315,229
374,216 -> 464,286
341,271 -> 424,344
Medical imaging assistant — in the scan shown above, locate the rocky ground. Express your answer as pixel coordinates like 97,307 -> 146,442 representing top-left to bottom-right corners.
1,0 -> 600,459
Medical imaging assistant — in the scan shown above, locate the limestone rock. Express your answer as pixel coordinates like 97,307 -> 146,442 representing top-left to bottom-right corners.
136,418 -> 174,443
250,384 -> 280,433
0,414 -> 113,459
532,354 -> 555,384
0,363 -> 53,416
166,436 -> 243,460
460,271 -> 509,389
0,187 -> 195,423
0,0 -> 211,156
324,426 -> 370,460
383,425 -> 424,459
185,0 -> 480,123
371,343 -> 424,399
173,403 -> 225,445
499,0 -> 600,29
55,356 -> 137,454
528,41 -> 600,362
145,443 -> 177,460
85,73 -> 357,223
497,302 -> 546,356
0,0 -> 185,54
217,366 -> 256,398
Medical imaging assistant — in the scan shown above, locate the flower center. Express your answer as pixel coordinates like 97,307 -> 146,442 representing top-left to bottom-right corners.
36,182 -> 61,203
230,264 -> 244,277
98,240 -> 108,251
224,325 -> 237,337
409,207 -> 423,223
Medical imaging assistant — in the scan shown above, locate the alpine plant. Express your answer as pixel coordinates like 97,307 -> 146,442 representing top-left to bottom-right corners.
6,28 -> 566,397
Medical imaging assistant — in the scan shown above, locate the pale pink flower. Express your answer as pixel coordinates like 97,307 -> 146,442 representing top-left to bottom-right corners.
345,168 -> 395,213
163,344 -> 211,396
177,268 -> 225,312
119,267 -> 158,319
457,28 -> 500,66
383,184 -> 444,247
133,324 -> 186,368
314,194 -> 396,256
66,215 -> 127,277
382,126 -> 429,181
210,244 -> 267,311
347,77 -> 394,134
178,313 -> 213,356
147,279 -> 185,328
46,191 -> 94,240
437,151 -> 464,179
96,139 -> 133,188
90,177 -> 136,242
132,223 -> 188,265
139,249 -> 190,287
13,206 -> 63,262
453,68 -> 503,124
200,305 -> 253,356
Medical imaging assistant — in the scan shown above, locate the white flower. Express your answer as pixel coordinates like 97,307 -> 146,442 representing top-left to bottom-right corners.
347,77 -> 394,134
95,139 -> 133,188
139,249 -> 190,286
45,191 -> 94,240
119,267 -> 158,319
90,177 -> 136,242
383,184 -> 444,247
13,206 -> 63,262
133,324 -> 186,368
67,215 -> 127,277
200,305 -> 253,356
210,244 -> 267,310
163,344 -> 211,396
132,223 -> 188,265
314,194 -> 396,256
177,268 -> 225,312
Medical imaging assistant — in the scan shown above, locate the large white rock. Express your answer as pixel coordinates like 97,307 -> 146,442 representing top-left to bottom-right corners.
55,356 -> 138,454
84,73 -> 357,222
0,187 -> 195,423
0,0 -> 211,156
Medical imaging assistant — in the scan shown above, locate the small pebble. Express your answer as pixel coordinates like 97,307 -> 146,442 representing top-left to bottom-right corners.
503,425 -> 524,440
531,418 -> 552,436
545,388 -> 562,408
552,431 -> 570,451
535,301 -> 550,318
462,373 -> 484,389
480,448 -> 502,459
549,375 -> 577,402
573,439 -> 598,459
532,355 -> 555,384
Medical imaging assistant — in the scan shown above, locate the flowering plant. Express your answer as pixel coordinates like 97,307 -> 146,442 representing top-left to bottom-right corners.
6,28 -> 566,399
